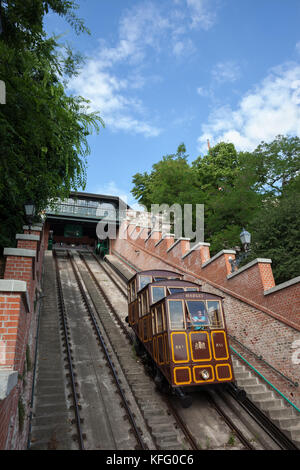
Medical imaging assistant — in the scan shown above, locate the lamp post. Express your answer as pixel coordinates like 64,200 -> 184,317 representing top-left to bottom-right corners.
229,228 -> 251,273
24,201 -> 36,234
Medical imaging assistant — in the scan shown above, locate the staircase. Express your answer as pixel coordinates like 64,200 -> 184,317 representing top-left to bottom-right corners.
232,356 -> 300,447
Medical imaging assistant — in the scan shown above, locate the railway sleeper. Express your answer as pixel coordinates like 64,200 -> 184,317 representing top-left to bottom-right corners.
151,429 -> 181,440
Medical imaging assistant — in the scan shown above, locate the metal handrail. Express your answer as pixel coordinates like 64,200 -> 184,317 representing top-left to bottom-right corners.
231,346 -> 300,414
46,203 -> 127,221
229,334 -> 299,388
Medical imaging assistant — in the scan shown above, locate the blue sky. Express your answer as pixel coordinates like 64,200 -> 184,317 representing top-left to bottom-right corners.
45,0 -> 300,207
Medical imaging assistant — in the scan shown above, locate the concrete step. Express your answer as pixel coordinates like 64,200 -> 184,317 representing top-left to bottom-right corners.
231,354 -> 300,448
242,384 -> 268,394
267,407 -> 298,420
244,390 -> 274,402
283,423 -> 300,441
237,377 -> 259,386
272,416 -> 300,430
256,398 -> 284,411
234,371 -> 251,380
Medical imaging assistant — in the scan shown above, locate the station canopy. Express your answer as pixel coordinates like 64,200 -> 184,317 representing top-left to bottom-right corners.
45,191 -> 129,225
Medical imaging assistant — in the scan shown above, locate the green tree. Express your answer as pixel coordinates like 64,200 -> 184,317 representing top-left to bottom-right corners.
192,142 -> 240,193
130,136 -> 300,284
0,1 -> 103,250
240,135 -> 300,196
131,144 -> 202,238
248,181 -> 300,283
132,144 -> 201,209
191,142 -> 259,251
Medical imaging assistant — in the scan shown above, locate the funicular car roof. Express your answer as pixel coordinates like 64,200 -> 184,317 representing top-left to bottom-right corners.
150,290 -> 224,308
138,278 -> 202,296
129,269 -> 184,282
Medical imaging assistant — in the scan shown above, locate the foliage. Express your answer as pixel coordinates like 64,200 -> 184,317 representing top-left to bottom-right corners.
0,1 -> 103,251
132,143 -> 200,208
243,135 -> 300,195
247,179 -> 300,284
192,142 -> 240,192
131,136 -> 300,283
132,144 -> 203,237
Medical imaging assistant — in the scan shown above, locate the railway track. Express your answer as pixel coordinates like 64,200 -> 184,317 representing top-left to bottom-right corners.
78,252 -> 257,450
53,250 -> 85,449
98,252 -> 299,451
53,249 -> 153,450
74,251 -> 189,449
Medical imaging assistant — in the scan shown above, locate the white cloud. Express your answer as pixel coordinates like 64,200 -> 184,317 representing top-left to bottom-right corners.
94,181 -> 130,204
197,63 -> 300,152
68,4 -> 165,137
197,86 -> 210,97
173,38 -> 195,57
68,1 -> 218,137
211,60 -> 241,83
186,0 -> 216,30
93,181 -> 145,210
68,63 -> 161,137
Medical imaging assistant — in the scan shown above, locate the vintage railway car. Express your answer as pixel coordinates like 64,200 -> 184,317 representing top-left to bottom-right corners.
127,269 -> 235,406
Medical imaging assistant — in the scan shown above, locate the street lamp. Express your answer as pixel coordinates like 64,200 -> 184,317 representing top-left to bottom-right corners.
240,228 -> 251,251
24,201 -> 36,233
229,228 -> 251,273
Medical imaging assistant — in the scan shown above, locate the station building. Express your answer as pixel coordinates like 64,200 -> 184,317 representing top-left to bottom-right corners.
44,191 -> 129,253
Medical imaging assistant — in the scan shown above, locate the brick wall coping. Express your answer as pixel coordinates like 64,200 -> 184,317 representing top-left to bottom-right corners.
0,279 -> 27,292
201,249 -> 236,268
227,258 -> 273,280
3,248 -> 36,258
128,225 -> 138,237
22,225 -> 42,231
16,234 -> 40,241
155,233 -> 174,247
120,239 -> 300,331
145,229 -> 161,243
167,238 -> 190,253
135,226 -> 150,239
0,370 -> 18,400
0,280 -> 30,312
182,241 -> 211,260
264,275 -> 300,296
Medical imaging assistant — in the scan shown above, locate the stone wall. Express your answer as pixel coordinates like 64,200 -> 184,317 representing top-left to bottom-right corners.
111,220 -> 300,408
0,223 -> 46,449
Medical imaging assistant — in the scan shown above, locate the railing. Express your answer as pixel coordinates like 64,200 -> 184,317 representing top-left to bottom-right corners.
229,334 -> 299,388
46,203 -> 127,222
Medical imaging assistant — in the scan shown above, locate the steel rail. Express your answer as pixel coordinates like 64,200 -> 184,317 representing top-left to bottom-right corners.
105,253 -> 300,450
90,252 -> 128,296
53,249 -> 85,450
78,252 -> 132,343
88,252 -> 205,450
98,252 -> 300,449
67,251 -> 147,450
79,252 -> 202,450
226,384 -> 299,450
164,398 -> 200,450
205,391 -> 255,450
